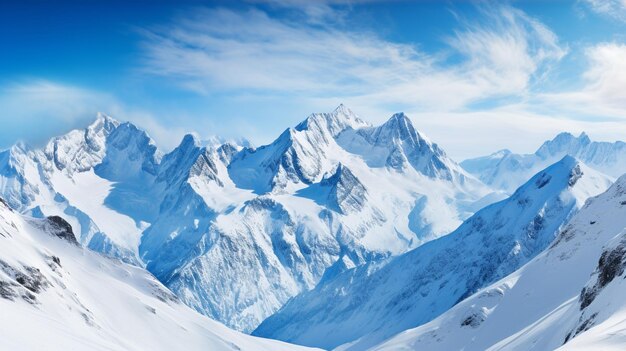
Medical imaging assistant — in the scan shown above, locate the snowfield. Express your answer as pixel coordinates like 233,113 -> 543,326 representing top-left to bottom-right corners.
0,199 -> 318,351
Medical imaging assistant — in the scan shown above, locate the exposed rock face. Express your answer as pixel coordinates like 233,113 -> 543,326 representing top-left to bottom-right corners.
45,216 -> 79,245
320,164 -> 367,214
0,259 -> 50,304
579,236 -> 626,310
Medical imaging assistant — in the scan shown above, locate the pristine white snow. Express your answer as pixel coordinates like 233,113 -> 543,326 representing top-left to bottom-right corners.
0,199 -> 318,351
462,132 -> 626,194
253,156 -> 612,350
369,173 -> 626,351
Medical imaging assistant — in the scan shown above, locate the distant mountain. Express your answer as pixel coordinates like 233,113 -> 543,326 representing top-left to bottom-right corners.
370,172 -> 626,351
0,105 -> 496,332
253,157 -> 612,350
461,132 -> 626,193
0,199 -> 316,351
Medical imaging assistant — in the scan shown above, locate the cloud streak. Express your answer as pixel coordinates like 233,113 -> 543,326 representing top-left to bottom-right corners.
583,0 -> 626,22
139,4 -> 566,112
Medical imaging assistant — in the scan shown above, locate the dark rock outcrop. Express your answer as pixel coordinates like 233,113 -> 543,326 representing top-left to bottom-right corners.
46,216 -> 79,245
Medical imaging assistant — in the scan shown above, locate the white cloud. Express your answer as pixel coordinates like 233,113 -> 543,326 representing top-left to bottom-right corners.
139,4 -> 566,111
0,80 -> 186,151
405,106 -> 626,160
583,0 -> 626,21
447,6 -> 566,96
0,80 -> 114,123
535,42 -> 626,119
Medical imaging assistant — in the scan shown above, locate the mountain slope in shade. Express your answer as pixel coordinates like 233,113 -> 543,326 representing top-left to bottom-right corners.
253,157 -> 611,350
462,132 -> 626,193
369,173 -> 626,351
0,199 -> 318,351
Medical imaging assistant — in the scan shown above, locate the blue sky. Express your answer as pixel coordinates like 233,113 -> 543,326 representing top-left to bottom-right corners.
2,0 -> 626,159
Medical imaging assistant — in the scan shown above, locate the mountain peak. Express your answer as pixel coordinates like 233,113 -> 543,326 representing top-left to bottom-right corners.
378,112 -> 419,140
536,131 -> 592,160
295,105 -> 368,137
8,140 -> 29,154
179,133 -> 202,150
578,131 -> 591,143
92,112 -> 120,131
333,103 -> 350,114
389,111 -> 409,121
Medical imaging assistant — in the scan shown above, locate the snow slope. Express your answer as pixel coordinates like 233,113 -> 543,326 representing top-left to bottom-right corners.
0,198 -> 318,351
370,173 -> 626,351
462,132 -> 626,193
253,157 -> 611,350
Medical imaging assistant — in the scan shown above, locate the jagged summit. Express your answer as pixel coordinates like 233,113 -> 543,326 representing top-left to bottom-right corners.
365,112 -> 427,146
347,112 -> 463,181
463,130 -> 626,193
94,121 -> 161,181
295,104 -> 369,137
94,111 -> 120,125
536,131 -> 592,159
179,133 -> 202,150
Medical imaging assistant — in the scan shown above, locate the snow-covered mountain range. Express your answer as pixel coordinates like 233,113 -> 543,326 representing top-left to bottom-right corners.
3,105 -> 626,351
461,132 -> 626,194
0,197 -> 317,351
0,105 -> 497,332
253,156 -> 612,350
369,173 -> 626,351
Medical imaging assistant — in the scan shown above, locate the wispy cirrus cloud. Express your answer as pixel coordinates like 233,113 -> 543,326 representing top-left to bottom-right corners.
582,0 -> 626,22
139,4 -> 566,113
536,42 -> 626,119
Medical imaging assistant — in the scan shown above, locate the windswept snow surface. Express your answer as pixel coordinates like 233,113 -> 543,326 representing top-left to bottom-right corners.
0,199 -> 318,351
370,173 -> 626,351
254,157 -> 611,350
0,105 -> 499,332
462,132 -> 626,193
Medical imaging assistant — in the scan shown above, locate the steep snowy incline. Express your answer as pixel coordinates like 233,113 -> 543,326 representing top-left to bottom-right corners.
228,104 -> 369,194
254,157 -> 611,350
462,132 -> 625,193
0,199 -> 318,351
369,173 -> 626,351
337,112 -> 473,184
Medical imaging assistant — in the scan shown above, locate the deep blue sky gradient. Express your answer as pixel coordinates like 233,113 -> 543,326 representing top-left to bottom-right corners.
1,0 -> 625,158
